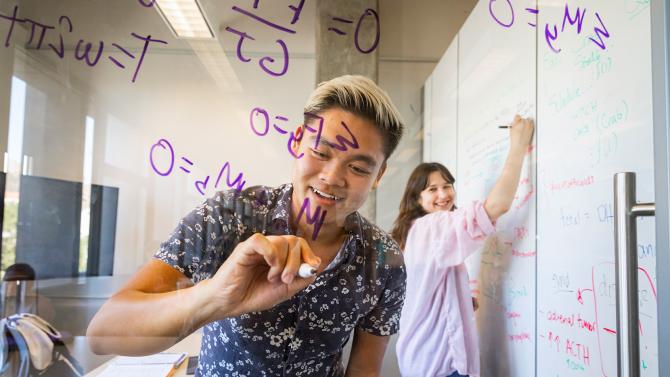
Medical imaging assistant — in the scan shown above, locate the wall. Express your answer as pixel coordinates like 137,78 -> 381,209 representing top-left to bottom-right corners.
376,0 -> 477,232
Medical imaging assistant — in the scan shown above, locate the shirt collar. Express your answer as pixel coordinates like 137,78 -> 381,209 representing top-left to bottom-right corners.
343,211 -> 365,248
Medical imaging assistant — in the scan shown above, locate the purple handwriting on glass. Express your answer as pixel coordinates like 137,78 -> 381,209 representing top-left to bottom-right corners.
296,197 -> 326,241
489,0 -> 516,28
544,5 -> 609,53
138,0 -> 156,7
488,1 -> 610,53
327,8 -> 380,54
249,107 -> 359,159
149,137 -> 327,240
225,0 -> 306,77
149,138 -> 246,195
0,5 -> 167,83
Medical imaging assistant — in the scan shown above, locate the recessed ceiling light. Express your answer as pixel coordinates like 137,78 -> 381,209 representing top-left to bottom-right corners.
155,0 -> 215,39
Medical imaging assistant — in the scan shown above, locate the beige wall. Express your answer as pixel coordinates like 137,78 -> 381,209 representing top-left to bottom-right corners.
376,0 -> 477,231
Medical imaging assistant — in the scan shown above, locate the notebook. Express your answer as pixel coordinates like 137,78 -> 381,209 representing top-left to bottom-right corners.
114,352 -> 187,366
97,363 -> 175,377
97,352 -> 187,377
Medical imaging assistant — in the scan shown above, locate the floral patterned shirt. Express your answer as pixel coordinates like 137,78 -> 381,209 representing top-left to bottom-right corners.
154,184 -> 406,377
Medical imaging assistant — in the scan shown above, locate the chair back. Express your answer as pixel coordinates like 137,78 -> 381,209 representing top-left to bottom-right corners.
1,264 -> 37,318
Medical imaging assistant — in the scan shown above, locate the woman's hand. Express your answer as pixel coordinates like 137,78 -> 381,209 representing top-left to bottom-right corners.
483,114 -> 535,221
508,114 -> 535,151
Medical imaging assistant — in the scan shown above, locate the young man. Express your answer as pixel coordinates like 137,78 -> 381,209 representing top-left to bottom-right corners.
87,75 -> 407,377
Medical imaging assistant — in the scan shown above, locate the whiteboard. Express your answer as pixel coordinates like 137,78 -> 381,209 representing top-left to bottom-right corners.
457,1 -> 537,376
423,75 -> 433,162
427,37 -> 459,168
424,0 -> 659,376
536,0 -> 657,376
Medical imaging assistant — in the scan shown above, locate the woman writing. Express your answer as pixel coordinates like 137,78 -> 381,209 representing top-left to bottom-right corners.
393,115 -> 534,377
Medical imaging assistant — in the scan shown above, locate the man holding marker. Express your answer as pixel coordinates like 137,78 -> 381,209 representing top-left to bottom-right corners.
87,75 -> 407,377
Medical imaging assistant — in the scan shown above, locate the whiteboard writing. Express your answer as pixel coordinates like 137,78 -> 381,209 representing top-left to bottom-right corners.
488,1 -> 611,53
541,263 -> 657,375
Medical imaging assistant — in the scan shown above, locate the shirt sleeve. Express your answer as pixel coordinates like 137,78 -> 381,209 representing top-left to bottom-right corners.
357,263 -> 407,336
153,190 -> 240,282
406,201 -> 496,269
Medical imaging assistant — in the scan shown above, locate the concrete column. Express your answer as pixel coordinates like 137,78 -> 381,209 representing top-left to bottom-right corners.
315,0 -> 379,222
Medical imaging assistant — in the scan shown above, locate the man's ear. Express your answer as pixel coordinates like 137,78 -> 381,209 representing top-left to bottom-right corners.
372,161 -> 387,190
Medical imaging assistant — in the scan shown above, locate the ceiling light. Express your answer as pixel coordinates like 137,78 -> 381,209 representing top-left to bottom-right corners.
155,0 -> 215,39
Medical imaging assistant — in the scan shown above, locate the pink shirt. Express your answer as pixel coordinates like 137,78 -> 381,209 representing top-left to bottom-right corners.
396,201 -> 496,377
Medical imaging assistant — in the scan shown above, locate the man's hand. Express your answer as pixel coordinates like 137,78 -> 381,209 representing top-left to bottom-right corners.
201,234 -> 321,321
87,234 -> 321,356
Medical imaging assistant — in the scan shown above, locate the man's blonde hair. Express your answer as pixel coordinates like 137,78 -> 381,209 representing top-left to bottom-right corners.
303,75 -> 404,159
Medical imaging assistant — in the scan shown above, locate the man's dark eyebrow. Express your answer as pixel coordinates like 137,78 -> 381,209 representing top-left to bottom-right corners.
308,136 -> 379,167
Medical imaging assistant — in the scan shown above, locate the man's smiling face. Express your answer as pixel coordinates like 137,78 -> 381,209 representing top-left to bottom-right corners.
290,107 -> 387,227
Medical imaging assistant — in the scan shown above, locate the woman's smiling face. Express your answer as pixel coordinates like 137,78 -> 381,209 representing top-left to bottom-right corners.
418,171 -> 456,213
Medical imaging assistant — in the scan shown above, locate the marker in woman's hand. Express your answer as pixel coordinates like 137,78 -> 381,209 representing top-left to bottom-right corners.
298,263 -> 317,278
498,125 -> 510,129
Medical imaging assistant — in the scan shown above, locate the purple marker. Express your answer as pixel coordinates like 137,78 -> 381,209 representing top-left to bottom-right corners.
225,26 -> 255,63
48,16 -> 73,59
296,197 -> 327,241
250,107 -> 270,136
74,39 -> 104,67
259,39 -> 289,77
489,0 -> 515,28
354,9 -> 380,54
589,12 -> 610,50
129,33 -> 168,82
0,6 -> 23,48
149,138 -> 175,176
138,0 -> 156,7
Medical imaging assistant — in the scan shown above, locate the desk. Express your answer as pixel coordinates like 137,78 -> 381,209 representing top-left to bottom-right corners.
85,331 -> 202,376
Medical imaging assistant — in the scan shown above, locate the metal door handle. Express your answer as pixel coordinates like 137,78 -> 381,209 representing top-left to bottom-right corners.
614,172 -> 655,377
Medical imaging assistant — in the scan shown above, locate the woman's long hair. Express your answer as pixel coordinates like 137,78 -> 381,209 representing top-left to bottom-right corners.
391,162 -> 456,250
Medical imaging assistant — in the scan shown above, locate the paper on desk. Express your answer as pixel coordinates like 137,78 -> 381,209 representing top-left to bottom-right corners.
98,363 -> 175,377
114,352 -> 186,366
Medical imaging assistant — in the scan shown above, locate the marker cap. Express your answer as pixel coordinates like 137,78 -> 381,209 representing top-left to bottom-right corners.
298,263 -> 317,278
